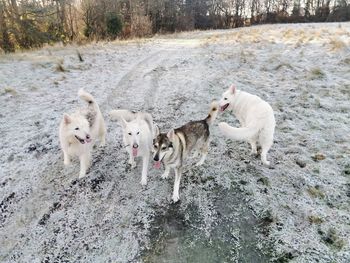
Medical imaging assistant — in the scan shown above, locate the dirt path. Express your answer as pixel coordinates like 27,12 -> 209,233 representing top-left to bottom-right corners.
1,23 -> 350,262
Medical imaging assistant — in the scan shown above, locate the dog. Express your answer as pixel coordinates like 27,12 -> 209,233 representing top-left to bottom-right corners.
110,110 -> 155,186
152,101 -> 219,202
218,85 -> 275,166
59,89 -> 106,178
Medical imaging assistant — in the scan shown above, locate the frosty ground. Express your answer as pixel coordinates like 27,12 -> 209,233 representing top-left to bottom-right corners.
1,23 -> 350,262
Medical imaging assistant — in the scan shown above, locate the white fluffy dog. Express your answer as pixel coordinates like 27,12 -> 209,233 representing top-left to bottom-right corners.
110,110 -> 154,186
59,89 -> 106,178
218,85 -> 275,166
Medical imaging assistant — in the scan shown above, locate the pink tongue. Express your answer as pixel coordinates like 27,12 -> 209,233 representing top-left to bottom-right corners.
132,148 -> 138,157
86,138 -> 92,143
154,161 -> 161,169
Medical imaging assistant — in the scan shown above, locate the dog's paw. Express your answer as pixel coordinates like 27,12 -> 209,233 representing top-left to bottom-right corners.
128,161 -> 136,168
172,194 -> 180,203
250,149 -> 258,155
140,179 -> 147,186
161,172 -> 169,179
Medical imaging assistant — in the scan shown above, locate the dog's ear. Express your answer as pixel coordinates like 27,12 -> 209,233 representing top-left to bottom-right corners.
109,110 -> 119,121
155,125 -> 160,136
229,84 -> 236,94
136,113 -> 143,122
167,129 -> 175,140
120,116 -> 128,128
63,114 -> 72,125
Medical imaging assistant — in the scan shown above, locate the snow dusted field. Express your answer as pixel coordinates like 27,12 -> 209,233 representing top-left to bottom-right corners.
1,23 -> 350,262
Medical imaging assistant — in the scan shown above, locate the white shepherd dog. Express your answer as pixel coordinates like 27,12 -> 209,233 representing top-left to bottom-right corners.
59,89 -> 106,178
109,110 -> 155,186
218,85 -> 275,166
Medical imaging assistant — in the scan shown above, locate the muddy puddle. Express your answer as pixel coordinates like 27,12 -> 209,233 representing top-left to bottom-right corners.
141,186 -> 271,263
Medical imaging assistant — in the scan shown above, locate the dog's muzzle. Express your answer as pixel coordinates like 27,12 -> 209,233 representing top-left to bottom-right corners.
153,154 -> 159,162
75,135 -> 92,144
220,103 -> 229,112
153,153 -> 162,169
132,143 -> 138,157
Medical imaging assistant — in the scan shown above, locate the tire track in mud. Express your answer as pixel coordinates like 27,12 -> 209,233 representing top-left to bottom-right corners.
105,49 -> 169,111
137,42 -> 273,262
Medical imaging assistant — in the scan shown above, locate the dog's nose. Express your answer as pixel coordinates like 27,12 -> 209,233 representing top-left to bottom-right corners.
86,134 -> 90,139
153,155 -> 159,161
132,143 -> 138,148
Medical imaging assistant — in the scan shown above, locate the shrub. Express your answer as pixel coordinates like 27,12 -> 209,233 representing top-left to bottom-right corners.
106,13 -> 123,39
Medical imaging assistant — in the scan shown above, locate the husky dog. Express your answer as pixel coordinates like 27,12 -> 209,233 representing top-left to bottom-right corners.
218,85 -> 275,166
110,110 -> 154,186
59,89 -> 106,178
153,101 -> 219,202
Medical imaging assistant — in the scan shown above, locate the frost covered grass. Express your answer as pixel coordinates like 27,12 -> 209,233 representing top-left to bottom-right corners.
1,23 -> 350,262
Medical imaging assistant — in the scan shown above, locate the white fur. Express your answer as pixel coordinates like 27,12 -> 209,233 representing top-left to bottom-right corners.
59,89 -> 106,178
110,110 -> 154,185
218,85 -> 275,166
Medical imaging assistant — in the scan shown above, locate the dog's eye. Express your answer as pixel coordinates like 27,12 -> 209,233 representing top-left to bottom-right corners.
162,146 -> 167,150
137,132 -> 140,135
75,127 -> 79,130
128,132 -> 132,135
154,145 -> 158,149
224,97 -> 228,100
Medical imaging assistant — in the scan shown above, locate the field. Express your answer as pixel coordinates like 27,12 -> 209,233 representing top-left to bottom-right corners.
1,23 -> 350,262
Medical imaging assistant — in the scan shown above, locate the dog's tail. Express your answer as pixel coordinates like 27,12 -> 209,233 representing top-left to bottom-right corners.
218,122 -> 259,141
205,101 -> 219,125
78,88 -> 98,111
109,109 -> 136,122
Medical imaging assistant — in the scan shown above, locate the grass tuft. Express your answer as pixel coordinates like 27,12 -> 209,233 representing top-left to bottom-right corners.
307,185 -> 325,199
319,228 -> 346,250
329,38 -> 347,51
308,215 -> 323,224
309,68 -> 326,80
312,153 -> 326,162
55,63 -> 66,72
1,87 -> 18,96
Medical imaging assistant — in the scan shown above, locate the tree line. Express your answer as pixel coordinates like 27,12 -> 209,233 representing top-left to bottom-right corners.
1,0 -> 349,52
